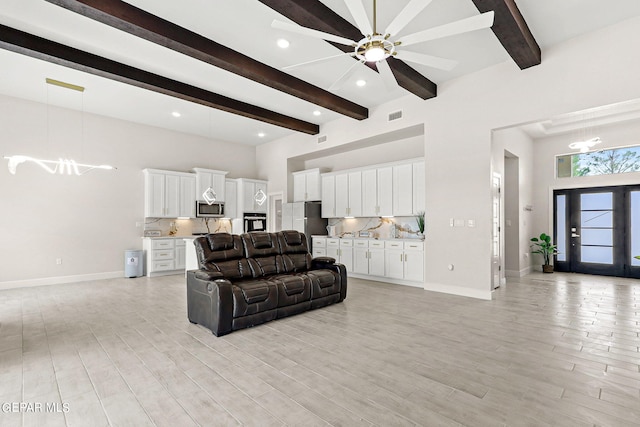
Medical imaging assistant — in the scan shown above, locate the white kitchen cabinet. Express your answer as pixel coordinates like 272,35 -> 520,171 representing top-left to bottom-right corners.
384,240 -> 424,282
193,168 -> 228,202
361,169 -> 377,217
377,166 -> 393,216
143,237 -> 187,276
225,179 -> 238,219
179,174 -> 196,218
311,236 -> 326,257
368,241 -> 386,277
175,239 -> 186,269
237,178 -> 268,214
326,238 -> 352,272
339,239 -> 354,272
393,163 -> 413,216
292,169 -> 323,202
385,241 -> 405,280
353,240 -> 369,274
404,241 -> 424,282
321,174 -> 335,218
333,172 -> 361,217
348,171 -> 362,217
412,161 -> 425,214
362,166 -> 393,217
144,169 -> 195,218
334,173 -> 349,217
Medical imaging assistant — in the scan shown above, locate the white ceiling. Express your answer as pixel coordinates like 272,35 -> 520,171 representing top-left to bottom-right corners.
1,0 -> 640,145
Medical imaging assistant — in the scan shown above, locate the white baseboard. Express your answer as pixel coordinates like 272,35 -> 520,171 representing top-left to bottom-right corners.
505,266 -> 532,278
0,271 -> 125,291
423,282 -> 492,300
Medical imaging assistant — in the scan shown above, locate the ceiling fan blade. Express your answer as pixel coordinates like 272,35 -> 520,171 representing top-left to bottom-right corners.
399,11 -> 495,47
344,0 -> 373,36
396,50 -> 458,71
376,58 -> 398,91
282,52 -> 356,70
329,59 -> 365,90
272,19 -> 355,46
384,0 -> 434,37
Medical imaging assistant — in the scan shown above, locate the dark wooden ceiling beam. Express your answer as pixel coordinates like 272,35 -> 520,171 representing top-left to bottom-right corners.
258,0 -> 438,100
471,0 -> 541,69
44,0 -> 368,121
0,24 -> 319,134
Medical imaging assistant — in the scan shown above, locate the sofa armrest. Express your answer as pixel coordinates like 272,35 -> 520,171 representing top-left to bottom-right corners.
186,270 -> 233,336
194,270 -> 225,281
311,256 -> 336,268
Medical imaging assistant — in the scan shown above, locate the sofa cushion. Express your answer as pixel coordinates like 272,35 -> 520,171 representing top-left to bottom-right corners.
231,280 -> 278,317
242,232 -> 284,277
193,234 -> 252,280
307,269 -> 341,299
242,232 -> 280,257
268,273 -> 312,307
278,230 -> 312,272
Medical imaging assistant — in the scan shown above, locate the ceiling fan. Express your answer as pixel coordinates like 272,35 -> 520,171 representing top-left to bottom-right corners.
272,0 -> 495,90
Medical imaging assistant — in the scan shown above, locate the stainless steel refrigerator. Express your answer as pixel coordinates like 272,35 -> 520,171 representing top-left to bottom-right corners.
282,201 -> 327,250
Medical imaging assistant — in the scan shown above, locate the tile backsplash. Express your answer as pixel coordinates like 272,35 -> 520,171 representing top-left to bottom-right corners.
328,216 -> 422,239
144,218 -> 232,237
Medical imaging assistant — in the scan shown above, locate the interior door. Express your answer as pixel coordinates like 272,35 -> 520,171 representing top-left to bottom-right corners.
554,186 -> 635,277
491,174 -> 501,289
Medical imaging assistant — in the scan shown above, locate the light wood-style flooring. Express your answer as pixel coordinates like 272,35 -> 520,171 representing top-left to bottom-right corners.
0,272 -> 639,426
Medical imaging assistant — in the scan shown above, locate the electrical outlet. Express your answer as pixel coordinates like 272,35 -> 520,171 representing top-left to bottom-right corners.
135,222 -> 143,228
56,258 -> 62,265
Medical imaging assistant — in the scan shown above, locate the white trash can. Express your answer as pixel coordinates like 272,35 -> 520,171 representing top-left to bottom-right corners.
124,249 -> 143,278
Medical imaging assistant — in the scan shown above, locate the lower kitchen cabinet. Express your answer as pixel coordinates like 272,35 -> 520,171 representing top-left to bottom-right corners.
313,237 -> 423,286
385,240 -> 424,283
143,237 -> 187,277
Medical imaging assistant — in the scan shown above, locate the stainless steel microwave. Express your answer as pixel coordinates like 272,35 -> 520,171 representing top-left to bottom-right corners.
196,201 -> 225,218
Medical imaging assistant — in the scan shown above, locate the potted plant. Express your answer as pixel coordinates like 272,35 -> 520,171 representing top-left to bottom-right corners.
415,211 -> 425,239
530,233 -> 558,273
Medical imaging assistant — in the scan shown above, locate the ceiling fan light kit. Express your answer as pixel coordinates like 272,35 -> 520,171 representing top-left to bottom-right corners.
274,0 -> 495,91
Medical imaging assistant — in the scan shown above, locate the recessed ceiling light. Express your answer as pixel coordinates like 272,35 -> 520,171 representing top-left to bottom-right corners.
258,132 -> 266,138
313,110 -> 321,116
171,111 -> 181,117
356,80 -> 367,87
277,39 -> 290,49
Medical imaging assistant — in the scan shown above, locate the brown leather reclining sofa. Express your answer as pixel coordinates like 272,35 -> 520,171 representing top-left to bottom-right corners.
186,230 -> 347,336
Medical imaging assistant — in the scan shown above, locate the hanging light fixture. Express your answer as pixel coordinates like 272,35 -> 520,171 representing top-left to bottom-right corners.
202,187 -> 217,205
568,137 -> 602,153
4,78 -> 115,175
254,189 -> 267,206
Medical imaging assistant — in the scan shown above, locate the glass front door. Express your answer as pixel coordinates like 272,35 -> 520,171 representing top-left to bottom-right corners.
554,186 -> 639,277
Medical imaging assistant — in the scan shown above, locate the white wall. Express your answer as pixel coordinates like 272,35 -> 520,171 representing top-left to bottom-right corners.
0,94 -> 257,286
257,16 -> 640,300
302,135 -> 424,172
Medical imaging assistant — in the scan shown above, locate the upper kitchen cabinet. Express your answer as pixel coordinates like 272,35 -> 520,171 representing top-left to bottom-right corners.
412,161 -> 425,214
321,174 -> 336,218
362,166 -> 393,217
334,171 -> 362,217
320,158 -> 423,219
192,168 -> 228,203
392,163 -> 413,216
237,178 -> 268,214
292,168 -> 324,202
143,169 -> 195,218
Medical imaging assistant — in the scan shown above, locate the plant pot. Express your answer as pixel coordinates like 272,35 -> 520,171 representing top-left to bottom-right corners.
542,264 -> 554,273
